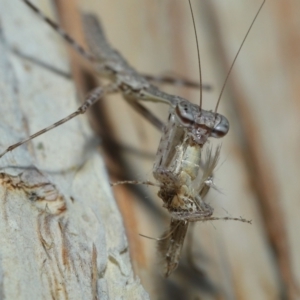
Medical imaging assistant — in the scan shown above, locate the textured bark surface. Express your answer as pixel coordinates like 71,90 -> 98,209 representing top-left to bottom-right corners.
0,0 -> 148,299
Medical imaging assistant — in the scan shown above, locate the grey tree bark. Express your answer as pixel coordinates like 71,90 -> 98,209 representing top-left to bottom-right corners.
0,0 -> 148,298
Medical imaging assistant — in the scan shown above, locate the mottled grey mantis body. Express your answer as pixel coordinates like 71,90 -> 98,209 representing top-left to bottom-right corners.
0,0 -> 264,277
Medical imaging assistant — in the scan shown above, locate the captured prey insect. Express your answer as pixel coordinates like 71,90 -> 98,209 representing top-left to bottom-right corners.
0,0 -> 264,277
116,0 -> 265,276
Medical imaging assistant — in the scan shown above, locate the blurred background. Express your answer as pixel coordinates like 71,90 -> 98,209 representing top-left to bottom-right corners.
24,0 -> 300,298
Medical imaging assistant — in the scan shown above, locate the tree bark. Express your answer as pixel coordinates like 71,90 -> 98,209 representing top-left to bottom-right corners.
0,0 -> 148,299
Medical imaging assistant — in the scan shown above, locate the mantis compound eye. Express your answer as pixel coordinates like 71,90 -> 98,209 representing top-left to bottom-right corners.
175,102 -> 194,126
211,115 -> 229,138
